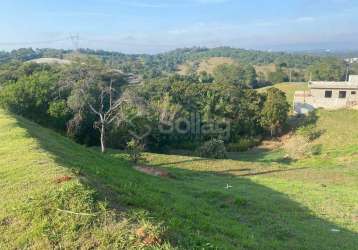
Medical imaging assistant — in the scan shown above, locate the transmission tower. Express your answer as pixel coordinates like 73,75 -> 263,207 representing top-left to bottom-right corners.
69,33 -> 80,52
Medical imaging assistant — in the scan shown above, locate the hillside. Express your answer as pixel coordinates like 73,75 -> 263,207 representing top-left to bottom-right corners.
1,106 -> 358,249
0,110 -> 170,249
177,57 -> 281,78
177,57 -> 237,75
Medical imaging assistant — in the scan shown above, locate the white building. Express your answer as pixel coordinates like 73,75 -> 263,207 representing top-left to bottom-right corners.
345,58 -> 358,64
294,75 -> 358,114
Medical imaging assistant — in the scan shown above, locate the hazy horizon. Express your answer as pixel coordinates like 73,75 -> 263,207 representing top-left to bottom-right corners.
1,0 -> 358,53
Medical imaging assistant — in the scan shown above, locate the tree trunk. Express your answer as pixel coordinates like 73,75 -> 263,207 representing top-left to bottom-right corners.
270,126 -> 274,138
100,123 -> 106,153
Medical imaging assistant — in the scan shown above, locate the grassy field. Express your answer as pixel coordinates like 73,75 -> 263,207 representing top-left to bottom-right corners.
177,57 -> 237,75
254,63 -> 277,78
1,104 -> 358,249
197,57 -> 237,74
177,57 -> 279,77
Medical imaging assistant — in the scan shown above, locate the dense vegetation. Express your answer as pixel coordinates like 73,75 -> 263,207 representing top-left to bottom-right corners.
0,56 -> 289,153
1,47 -> 357,153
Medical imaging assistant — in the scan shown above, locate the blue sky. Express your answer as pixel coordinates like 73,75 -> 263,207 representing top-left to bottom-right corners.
1,0 -> 358,53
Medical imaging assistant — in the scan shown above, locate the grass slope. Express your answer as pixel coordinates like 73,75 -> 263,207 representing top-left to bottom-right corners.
0,111 -> 169,249
258,82 -> 309,104
1,108 -> 358,249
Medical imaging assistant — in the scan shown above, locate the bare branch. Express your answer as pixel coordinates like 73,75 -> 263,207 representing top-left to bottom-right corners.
88,103 -> 101,116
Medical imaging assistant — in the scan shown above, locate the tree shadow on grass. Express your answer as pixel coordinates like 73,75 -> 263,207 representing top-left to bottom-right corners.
15,116 -> 358,249
228,148 -> 298,166
151,158 -> 210,167
288,110 -> 320,132
217,166 -> 309,177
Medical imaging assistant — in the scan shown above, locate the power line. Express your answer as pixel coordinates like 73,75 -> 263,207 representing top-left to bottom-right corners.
0,37 -> 72,46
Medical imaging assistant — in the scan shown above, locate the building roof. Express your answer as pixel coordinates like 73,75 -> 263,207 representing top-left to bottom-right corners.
309,75 -> 358,90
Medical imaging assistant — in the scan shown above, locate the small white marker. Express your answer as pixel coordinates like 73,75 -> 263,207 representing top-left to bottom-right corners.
331,229 -> 340,233
225,184 -> 233,189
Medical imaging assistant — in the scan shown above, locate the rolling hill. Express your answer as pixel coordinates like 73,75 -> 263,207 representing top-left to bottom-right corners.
1,104 -> 358,249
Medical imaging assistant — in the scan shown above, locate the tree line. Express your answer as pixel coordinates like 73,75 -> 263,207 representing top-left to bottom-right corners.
0,57 -> 290,153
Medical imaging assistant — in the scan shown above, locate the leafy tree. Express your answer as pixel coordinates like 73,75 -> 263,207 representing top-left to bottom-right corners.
261,88 -> 289,137
213,64 -> 256,88
47,100 -> 72,130
308,59 -> 347,81
268,69 -> 289,84
0,71 -> 58,123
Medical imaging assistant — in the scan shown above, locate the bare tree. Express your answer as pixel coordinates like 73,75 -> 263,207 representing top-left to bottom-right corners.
66,60 -> 126,153
84,79 -> 122,153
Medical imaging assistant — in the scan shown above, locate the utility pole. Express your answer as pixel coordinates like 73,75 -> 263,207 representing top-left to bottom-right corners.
345,63 -> 350,82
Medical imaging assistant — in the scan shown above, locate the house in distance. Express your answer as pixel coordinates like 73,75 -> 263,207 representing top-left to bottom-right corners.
294,75 -> 358,114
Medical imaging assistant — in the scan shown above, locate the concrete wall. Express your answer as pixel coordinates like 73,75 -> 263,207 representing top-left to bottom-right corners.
349,75 -> 358,83
294,88 -> 358,114
310,89 -> 358,109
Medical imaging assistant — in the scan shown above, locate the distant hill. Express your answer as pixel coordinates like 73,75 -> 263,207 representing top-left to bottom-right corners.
1,47 -> 324,76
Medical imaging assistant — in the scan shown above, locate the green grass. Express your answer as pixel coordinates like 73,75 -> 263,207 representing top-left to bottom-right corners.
1,108 -> 358,249
258,82 -> 309,104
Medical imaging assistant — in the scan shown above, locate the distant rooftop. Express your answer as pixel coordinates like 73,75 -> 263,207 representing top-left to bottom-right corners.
309,75 -> 358,89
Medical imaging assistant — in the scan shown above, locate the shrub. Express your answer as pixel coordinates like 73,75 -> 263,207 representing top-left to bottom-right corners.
196,139 -> 227,159
297,124 -> 323,142
227,137 -> 261,152
310,144 -> 323,156
126,139 -> 144,164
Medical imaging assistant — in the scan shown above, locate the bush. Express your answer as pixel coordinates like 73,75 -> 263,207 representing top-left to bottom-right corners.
310,144 -> 322,156
297,124 -> 323,142
227,137 -> 261,152
126,139 -> 144,164
196,139 -> 227,159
